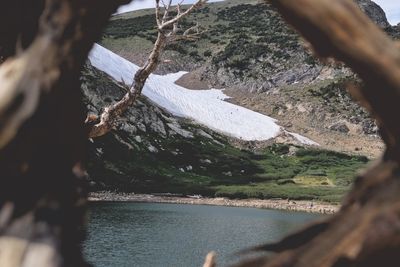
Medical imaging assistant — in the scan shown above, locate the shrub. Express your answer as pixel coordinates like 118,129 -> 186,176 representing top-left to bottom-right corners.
189,51 -> 199,57
166,43 -> 188,54
203,50 -> 212,57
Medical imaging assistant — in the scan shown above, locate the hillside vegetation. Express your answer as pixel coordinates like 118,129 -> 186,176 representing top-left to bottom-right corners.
102,0 -> 317,89
83,66 -> 367,203
98,0 -> 400,157
80,0 -> 400,202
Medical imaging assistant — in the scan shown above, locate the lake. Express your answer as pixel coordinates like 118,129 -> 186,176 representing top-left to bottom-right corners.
83,202 -> 320,267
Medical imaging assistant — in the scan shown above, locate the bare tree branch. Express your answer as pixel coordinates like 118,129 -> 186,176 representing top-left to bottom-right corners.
160,0 -> 206,29
88,0 -> 208,138
155,0 -> 163,27
161,0 -> 173,24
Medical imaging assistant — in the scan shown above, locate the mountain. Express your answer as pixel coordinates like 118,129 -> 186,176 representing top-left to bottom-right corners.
82,62 -> 367,202
358,0 -> 391,28
98,0 -> 398,157
89,44 -> 316,144
80,0 -> 397,200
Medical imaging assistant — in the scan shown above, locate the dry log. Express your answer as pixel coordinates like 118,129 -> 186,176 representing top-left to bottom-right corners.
0,0 -> 129,266
232,1 -> 400,266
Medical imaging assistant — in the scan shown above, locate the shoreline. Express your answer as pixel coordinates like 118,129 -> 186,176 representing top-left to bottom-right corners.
88,192 -> 339,214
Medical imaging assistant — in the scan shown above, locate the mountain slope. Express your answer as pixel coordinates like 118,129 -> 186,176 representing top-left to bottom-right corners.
82,64 -> 367,202
79,0 -> 394,201
98,0 -> 399,157
358,0 -> 391,28
89,44 -> 316,144
101,0 -> 393,90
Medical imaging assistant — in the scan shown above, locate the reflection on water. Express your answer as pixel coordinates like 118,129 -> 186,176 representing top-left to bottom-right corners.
84,202 -> 319,267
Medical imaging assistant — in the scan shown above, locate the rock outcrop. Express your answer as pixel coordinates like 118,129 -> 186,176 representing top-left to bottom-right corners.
81,64 -> 262,192
357,0 -> 391,28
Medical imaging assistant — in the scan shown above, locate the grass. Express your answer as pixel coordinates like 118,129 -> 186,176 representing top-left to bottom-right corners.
209,145 -> 367,203
88,123 -> 368,203
214,184 -> 348,203
83,66 -> 369,204
100,36 -> 155,55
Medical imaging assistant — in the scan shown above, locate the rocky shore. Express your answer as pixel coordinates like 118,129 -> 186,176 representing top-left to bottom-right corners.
88,192 -> 339,214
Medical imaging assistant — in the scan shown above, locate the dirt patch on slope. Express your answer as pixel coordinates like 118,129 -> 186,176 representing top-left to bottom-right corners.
224,86 -> 384,158
175,68 -> 211,90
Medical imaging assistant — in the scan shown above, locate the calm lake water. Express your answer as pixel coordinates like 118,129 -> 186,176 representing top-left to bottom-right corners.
83,202 -> 320,267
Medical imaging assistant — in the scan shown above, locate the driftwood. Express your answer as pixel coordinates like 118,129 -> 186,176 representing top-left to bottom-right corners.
0,0 -> 128,266
203,252 -> 217,267
231,0 -> 400,266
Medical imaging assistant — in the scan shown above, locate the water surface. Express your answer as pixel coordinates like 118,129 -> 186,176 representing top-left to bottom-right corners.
84,202 -> 319,267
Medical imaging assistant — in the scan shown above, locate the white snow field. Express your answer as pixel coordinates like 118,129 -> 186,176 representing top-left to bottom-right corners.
89,44 -> 317,145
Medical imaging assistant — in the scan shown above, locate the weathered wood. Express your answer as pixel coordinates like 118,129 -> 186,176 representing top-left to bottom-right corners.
88,0 -> 208,138
0,0 -> 129,266
203,252 -> 217,267
1,0 -> 400,266
232,1 -> 400,266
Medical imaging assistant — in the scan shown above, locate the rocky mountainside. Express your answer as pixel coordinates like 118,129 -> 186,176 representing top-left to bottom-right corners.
98,0 -> 398,157
103,0 -> 394,90
78,0 -> 399,199
79,0 -> 397,199
88,44 -> 318,144
81,64 -> 368,202
358,0 -> 391,28
82,64 -> 235,192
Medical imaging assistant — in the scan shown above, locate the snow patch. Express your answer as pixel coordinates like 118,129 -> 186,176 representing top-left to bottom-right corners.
288,132 -> 319,146
89,44 -> 317,145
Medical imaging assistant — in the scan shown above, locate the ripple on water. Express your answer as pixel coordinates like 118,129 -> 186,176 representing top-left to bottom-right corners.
83,202 -> 320,267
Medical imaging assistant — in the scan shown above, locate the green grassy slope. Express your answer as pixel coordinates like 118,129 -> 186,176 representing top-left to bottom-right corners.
83,0 -> 378,203
82,65 -> 368,204
100,0 -> 313,79
89,128 -> 367,203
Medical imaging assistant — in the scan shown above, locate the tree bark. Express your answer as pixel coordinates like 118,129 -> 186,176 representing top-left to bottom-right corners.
0,0 -> 129,266
233,1 -> 400,266
88,31 -> 167,138
87,0 -> 207,138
